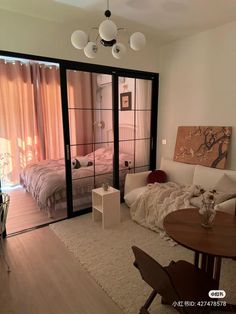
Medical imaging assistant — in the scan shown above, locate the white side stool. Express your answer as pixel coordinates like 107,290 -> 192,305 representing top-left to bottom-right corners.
92,187 -> 120,229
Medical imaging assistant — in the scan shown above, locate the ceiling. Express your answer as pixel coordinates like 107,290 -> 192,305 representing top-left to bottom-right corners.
1,0 -> 236,44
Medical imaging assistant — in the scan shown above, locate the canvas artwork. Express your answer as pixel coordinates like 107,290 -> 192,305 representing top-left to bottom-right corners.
173,126 -> 232,169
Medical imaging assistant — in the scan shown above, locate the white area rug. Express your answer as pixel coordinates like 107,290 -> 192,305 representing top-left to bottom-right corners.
50,205 -> 236,314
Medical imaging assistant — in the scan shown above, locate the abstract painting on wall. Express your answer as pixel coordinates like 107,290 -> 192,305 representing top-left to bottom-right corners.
173,126 -> 232,169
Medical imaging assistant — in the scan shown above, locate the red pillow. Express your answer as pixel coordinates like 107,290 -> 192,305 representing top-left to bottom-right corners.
147,170 -> 167,184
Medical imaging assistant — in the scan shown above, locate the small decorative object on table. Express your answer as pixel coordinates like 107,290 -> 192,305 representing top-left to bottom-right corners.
102,182 -> 109,191
199,189 -> 216,228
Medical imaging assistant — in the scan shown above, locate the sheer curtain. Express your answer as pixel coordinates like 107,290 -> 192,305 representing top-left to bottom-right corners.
0,60 -> 64,186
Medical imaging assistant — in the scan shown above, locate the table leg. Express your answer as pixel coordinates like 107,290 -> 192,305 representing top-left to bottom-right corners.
206,255 -> 214,278
194,252 -> 199,267
201,254 -> 207,271
213,257 -> 222,289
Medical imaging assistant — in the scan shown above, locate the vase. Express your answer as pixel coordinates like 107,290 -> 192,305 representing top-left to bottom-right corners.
199,202 -> 216,228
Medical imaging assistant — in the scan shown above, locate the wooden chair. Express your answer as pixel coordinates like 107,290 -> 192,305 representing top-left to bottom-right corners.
132,246 -> 218,314
0,193 -> 10,272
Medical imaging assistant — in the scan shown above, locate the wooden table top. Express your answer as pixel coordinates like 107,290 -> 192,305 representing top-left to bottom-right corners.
163,208 -> 236,258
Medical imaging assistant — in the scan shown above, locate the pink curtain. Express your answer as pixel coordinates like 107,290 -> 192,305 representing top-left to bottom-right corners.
0,60 -> 64,186
67,71 -> 96,156
31,63 -> 64,159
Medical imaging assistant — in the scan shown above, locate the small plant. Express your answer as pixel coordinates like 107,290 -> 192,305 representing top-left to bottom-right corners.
199,188 -> 216,228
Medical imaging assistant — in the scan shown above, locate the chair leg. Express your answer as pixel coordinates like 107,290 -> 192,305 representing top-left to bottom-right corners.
139,307 -> 150,314
140,290 -> 157,313
0,236 -> 10,272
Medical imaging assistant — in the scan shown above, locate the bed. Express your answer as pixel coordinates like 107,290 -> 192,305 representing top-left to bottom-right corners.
20,146 -> 133,217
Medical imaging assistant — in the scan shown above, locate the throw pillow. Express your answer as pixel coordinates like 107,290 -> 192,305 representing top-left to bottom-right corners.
214,174 -> 236,194
190,189 -> 236,208
72,158 -> 93,169
147,170 -> 167,184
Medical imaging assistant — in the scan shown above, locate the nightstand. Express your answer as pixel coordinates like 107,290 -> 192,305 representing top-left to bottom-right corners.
92,187 -> 120,229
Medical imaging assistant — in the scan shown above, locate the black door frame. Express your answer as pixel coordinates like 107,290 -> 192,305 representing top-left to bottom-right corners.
0,50 -> 159,220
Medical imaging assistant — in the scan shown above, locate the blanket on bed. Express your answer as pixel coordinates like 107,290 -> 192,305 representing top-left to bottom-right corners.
130,182 -> 197,234
20,147 -> 132,214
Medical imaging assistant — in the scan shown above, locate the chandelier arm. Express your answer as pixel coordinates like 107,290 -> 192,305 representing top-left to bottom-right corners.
95,34 -> 100,45
88,27 -> 99,41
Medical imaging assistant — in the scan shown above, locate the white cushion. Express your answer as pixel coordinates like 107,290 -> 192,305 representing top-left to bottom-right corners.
160,158 -> 195,185
215,198 -> 236,215
214,174 -> 236,194
190,190 -> 235,208
124,186 -> 148,207
124,171 -> 151,195
193,165 -> 236,190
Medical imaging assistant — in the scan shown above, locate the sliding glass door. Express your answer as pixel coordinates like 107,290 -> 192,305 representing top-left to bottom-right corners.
66,70 -> 114,214
60,64 -> 158,217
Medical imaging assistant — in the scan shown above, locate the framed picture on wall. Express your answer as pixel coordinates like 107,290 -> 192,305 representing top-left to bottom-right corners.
120,92 -> 132,111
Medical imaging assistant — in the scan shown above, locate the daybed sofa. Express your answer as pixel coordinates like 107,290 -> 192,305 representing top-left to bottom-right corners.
124,158 -> 236,216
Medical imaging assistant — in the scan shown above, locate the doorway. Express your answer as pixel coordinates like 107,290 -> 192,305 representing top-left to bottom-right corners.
60,65 -> 158,217
0,55 -> 67,234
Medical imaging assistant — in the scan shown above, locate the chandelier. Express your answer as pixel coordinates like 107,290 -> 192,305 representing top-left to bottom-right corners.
71,0 -> 146,59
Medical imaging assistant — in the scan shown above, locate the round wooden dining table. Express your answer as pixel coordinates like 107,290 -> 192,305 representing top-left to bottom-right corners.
163,208 -> 236,289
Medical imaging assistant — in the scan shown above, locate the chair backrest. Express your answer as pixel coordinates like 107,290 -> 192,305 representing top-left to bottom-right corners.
132,246 -> 180,303
0,193 -> 10,235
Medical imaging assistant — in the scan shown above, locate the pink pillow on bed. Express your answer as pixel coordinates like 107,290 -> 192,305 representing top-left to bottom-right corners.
147,170 -> 167,184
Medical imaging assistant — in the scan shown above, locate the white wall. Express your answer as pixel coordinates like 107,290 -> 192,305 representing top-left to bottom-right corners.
157,21 -> 236,170
0,9 -> 160,72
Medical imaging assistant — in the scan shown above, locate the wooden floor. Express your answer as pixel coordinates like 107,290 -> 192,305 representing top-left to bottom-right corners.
5,187 -> 67,234
0,227 -> 123,314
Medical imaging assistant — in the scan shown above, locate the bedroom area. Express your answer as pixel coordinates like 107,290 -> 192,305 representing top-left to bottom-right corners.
0,56 -> 67,233
0,54 -> 157,234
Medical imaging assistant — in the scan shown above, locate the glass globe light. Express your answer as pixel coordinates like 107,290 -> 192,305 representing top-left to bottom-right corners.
84,42 -> 98,58
99,20 -> 117,41
130,32 -> 146,51
71,30 -> 88,49
112,43 -> 126,59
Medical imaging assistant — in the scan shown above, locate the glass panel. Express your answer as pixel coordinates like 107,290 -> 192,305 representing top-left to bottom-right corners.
67,70 -> 114,214
135,110 -> 151,139
119,77 -> 135,110
135,79 -> 152,110
69,109 -> 93,145
71,143 -> 94,212
72,178 -> 93,211
119,140 -> 134,161
119,139 -> 134,193
94,74 -> 112,110
135,139 -> 150,167
118,76 -> 153,194
134,166 -> 150,173
94,140 -> 113,189
67,70 -> 97,109
94,109 -> 113,143
119,110 -> 135,141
